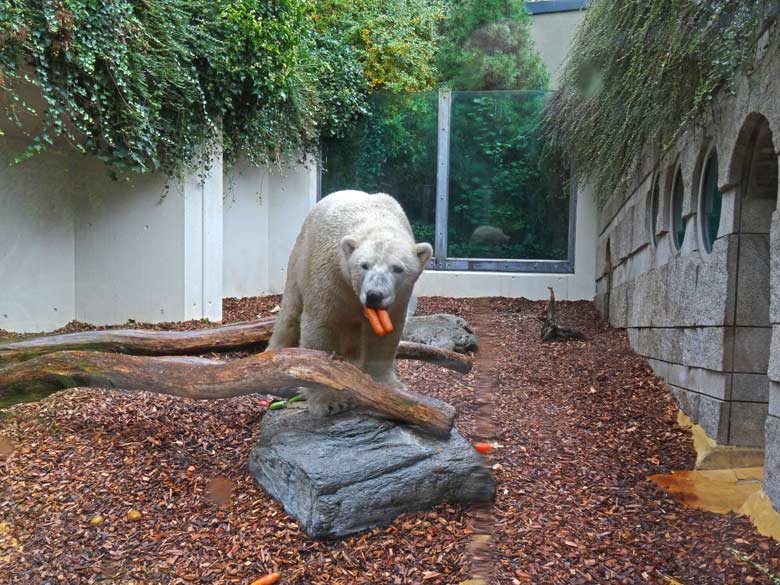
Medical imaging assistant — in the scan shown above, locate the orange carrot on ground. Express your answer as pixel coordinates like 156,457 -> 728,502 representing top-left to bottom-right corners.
363,307 -> 386,336
250,573 -> 280,585
377,309 -> 393,334
474,442 -> 492,454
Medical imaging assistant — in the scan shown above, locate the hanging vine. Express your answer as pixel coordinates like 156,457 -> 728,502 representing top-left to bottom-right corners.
545,0 -> 778,207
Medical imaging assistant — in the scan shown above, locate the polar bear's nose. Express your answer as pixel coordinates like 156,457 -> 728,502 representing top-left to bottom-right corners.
365,290 -> 384,309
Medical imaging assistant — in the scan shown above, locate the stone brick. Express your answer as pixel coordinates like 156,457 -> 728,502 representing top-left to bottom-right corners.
609,283 -> 628,328
770,212 -> 780,324
632,193 -> 651,253
770,382 -> 780,417
668,384 -> 730,444
729,401 -> 768,447
694,235 -> 737,326
733,326 -> 772,373
682,327 -> 732,371
763,415 -> 780,510
732,373 -> 770,402
658,328 -> 685,364
627,268 -> 654,328
769,325 -> 780,383
647,358 -> 669,380
716,188 -> 740,238
735,234 -> 771,327
666,364 -> 731,400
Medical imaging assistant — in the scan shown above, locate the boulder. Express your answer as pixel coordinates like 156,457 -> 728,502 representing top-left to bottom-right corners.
402,314 -> 478,353
248,407 -> 495,539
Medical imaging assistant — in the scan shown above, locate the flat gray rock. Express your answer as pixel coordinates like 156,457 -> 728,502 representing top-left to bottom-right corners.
403,314 -> 479,353
248,407 -> 494,539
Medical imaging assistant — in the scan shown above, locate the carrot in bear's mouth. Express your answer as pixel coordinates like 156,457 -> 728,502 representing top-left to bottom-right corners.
363,306 -> 393,336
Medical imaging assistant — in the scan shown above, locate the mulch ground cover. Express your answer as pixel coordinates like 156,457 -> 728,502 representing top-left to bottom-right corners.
1,296 -> 778,584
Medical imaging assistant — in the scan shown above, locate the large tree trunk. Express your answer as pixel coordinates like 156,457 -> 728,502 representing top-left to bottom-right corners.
0,349 -> 455,437
0,320 -> 472,373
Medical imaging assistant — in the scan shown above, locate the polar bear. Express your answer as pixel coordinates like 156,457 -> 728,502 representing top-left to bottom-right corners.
268,190 -> 434,415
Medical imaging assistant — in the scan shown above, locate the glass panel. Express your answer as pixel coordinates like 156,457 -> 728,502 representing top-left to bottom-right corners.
701,152 -> 722,253
446,91 -> 570,261
672,169 -> 685,249
320,93 -> 438,245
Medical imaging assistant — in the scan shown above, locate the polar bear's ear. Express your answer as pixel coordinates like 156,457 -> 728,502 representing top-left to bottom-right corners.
415,243 -> 433,266
341,236 -> 358,258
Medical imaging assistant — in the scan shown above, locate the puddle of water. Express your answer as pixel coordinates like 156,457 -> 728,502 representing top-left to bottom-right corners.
648,467 -> 763,515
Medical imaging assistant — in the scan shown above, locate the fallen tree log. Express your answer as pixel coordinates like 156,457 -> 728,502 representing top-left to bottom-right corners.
0,319 -> 276,365
0,321 -> 472,373
0,349 -> 455,436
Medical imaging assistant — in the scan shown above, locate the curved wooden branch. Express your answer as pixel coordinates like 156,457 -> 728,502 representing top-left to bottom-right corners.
0,319 -> 276,365
0,320 -> 472,373
0,349 -> 455,436
397,341 -> 471,373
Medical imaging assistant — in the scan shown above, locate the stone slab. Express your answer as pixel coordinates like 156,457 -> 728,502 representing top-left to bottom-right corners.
248,408 -> 495,539
735,234 -> 771,327
764,415 -> 780,510
729,401 -> 768,448
732,373 -> 770,402
733,326 -> 772,373
669,384 -> 730,445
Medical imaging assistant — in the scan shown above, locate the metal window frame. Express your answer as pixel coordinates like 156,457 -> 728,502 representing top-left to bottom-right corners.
319,89 -> 578,275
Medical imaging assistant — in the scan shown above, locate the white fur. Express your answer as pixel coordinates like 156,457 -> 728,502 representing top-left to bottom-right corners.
268,190 -> 433,416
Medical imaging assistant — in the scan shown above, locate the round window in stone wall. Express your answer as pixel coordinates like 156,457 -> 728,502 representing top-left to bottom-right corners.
670,167 -> 685,250
647,175 -> 660,247
699,150 -> 722,253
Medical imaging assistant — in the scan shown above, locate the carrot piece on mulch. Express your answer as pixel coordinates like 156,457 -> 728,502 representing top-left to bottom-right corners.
250,573 -> 280,585
377,309 -> 393,334
474,442 -> 492,454
363,307 -> 386,336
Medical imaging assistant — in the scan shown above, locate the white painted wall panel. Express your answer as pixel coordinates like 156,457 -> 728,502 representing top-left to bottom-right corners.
0,139 -> 76,332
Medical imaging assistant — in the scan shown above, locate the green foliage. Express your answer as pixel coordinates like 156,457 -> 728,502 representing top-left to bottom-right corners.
437,0 -> 549,90
0,0 -> 443,175
545,0 -> 777,206
314,0 -> 446,92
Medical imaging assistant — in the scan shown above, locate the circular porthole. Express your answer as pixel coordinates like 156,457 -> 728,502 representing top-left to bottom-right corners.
670,167 -> 685,251
647,175 -> 660,248
698,149 -> 722,253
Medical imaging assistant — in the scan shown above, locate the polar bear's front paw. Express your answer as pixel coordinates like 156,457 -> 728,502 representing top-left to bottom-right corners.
303,389 -> 355,417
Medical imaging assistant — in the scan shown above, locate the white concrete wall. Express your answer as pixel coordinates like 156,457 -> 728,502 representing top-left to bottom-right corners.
415,181 -> 598,300
266,161 -> 319,294
0,139 -> 77,332
223,161 -> 271,298
74,153 -> 223,326
222,159 -> 318,297
530,11 -> 586,88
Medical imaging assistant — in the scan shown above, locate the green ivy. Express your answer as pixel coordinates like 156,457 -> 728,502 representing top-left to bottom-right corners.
0,0 -> 442,176
545,0 -> 777,206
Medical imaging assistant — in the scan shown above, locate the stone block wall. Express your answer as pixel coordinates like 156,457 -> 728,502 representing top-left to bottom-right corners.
592,31 -> 780,508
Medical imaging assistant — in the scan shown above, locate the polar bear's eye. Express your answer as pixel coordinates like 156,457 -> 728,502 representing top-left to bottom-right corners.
391,265 -> 404,274
360,263 -> 369,270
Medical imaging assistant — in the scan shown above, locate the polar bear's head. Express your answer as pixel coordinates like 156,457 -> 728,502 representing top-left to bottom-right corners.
340,234 -> 433,309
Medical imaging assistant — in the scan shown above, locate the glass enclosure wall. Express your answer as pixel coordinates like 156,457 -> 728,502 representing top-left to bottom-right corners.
320,90 -> 573,272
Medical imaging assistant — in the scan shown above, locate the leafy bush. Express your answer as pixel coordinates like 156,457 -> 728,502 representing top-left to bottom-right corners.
437,0 -> 549,91
0,0 -> 443,175
545,0 -> 777,206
